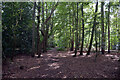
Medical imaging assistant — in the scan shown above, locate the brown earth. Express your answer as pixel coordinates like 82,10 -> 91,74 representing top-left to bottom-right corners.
2,48 -> 120,78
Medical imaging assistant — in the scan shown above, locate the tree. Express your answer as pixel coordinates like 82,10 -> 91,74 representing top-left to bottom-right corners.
101,2 -> 105,54
70,3 -> 75,51
37,2 -> 41,58
118,0 -> 120,52
80,3 -> 84,55
87,1 -> 98,55
108,2 -> 110,53
73,2 -> 79,57
32,2 -> 36,57
2,2 -> 33,58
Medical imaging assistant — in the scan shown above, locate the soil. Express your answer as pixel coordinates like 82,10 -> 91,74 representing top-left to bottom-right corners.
2,48 -> 120,78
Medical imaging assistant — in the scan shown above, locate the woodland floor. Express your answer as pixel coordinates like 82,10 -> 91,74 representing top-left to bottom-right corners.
2,48 -> 120,78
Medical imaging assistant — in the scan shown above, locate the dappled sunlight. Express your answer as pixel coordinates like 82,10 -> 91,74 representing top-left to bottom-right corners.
80,55 -> 86,57
57,71 -> 62,74
27,66 -> 40,71
79,52 -> 87,57
96,73 -> 108,78
47,54 -> 53,57
70,53 -> 75,56
35,54 -> 43,57
52,59 -> 59,62
63,75 -> 67,78
67,51 -> 71,54
114,67 -> 118,70
48,62 -> 60,70
53,53 -> 67,58
105,54 -> 120,61
105,54 -> 114,57
41,74 -> 48,77
83,52 -> 87,56
87,55 -> 92,57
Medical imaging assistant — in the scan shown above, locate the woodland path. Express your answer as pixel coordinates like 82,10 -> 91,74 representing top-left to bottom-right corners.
3,48 -> 120,78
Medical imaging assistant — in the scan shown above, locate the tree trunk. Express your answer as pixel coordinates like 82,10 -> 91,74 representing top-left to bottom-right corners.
78,14 -> 81,50
80,3 -> 84,55
87,1 -> 98,55
108,2 -> 110,53
42,2 -> 45,53
37,2 -> 41,58
44,2 -> 49,52
95,24 -> 97,52
32,2 -> 36,57
99,27 -> 101,52
70,3 -> 75,51
118,0 -> 120,52
73,3 -> 79,57
101,2 -> 105,54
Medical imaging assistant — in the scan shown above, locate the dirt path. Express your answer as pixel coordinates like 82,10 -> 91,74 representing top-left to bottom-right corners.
2,48 -> 120,78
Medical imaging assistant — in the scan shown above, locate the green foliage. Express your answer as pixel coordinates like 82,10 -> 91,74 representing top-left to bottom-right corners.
56,47 -> 65,51
2,2 -> 120,57
2,2 -> 33,56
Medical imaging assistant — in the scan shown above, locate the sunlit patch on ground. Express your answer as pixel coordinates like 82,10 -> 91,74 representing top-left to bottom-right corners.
87,55 -> 93,57
105,54 -> 120,61
105,54 -> 114,57
41,74 -> 48,77
27,66 -> 40,71
63,75 -> 67,78
83,52 -> 87,56
48,62 -> 60,69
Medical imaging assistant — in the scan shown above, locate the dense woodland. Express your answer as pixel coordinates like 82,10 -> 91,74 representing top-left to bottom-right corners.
2,1 -> 120,78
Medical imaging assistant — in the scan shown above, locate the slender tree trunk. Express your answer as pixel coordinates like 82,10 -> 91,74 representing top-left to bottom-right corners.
101,2 -> 105,54
80,3 -> 84,55
99,27 -> 101,51
87,1 -> 98,55
42,2 -> 45,53
32,2 -> 36,57
69,3 -> 71,49
73,2 -> 79,57
118,0 -> 120,52
43,2 -> 59,25
37,2 -> 41,58
105,18 -> 107,51
78,13 -> 81,50
70,3 -> 75,51
95,24 -> 97,52
108,2 -> 110,53
44,2 -> 49,52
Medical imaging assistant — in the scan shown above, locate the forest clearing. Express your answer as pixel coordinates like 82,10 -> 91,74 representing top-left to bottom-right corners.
1,0 -> 120,79
2,48 -> 120,78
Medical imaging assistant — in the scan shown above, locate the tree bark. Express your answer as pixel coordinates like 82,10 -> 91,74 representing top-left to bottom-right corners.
101,2 -> 105,54
44,2 -> 49,52
73,2 -> 79,57
118,0 -> 120,52
108,2 -> 110,53
32,2 -> 36,57
95,24 -> 97,52
37,2 -> 41,58
87,1 -> 98,55
70,3 -> 75,51
41,2 -> 45,53
80,3 -> 84,55
43,2 -> 59,25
